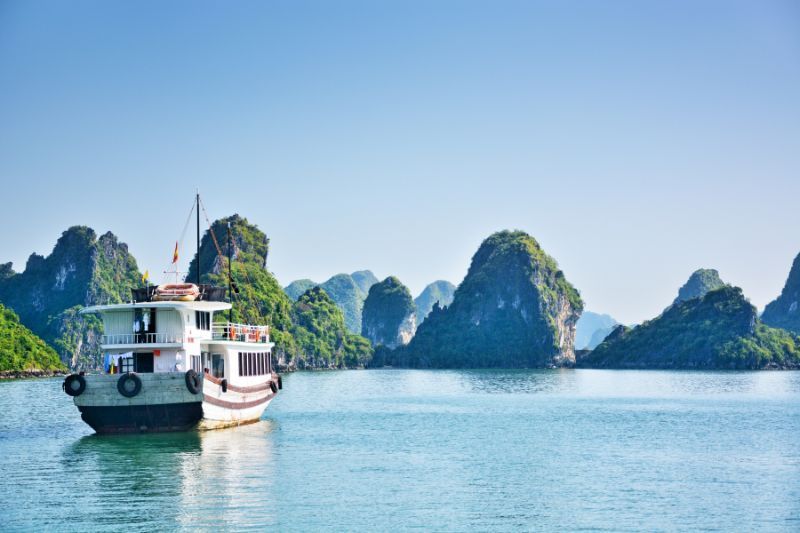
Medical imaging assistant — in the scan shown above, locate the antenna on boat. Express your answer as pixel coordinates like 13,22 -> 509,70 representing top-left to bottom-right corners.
227,221 -> 233,323
196,190 -> 201,286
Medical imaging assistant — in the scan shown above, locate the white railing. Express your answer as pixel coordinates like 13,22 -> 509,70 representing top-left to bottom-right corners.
212,323 -> 270,343
101,333 -> 184,345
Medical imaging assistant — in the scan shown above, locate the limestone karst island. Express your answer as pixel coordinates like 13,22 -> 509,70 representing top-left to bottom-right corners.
2,1 -> 799,531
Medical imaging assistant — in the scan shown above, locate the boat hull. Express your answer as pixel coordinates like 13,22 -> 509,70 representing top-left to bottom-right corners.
68,372 -> 278,434
78,402 -> 203,434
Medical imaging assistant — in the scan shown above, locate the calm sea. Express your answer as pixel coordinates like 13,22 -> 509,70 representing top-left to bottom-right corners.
1,369 -> 799,532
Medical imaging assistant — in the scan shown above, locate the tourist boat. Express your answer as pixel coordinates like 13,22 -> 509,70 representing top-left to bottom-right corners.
61,194 -> 282,434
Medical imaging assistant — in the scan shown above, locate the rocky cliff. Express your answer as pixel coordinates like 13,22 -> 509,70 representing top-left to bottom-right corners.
414,280 -> 456,325
361,276 -> 417,349
762,251 -> 800,334
390,230 -> 583,368
671,268 -> 727,308
0,227 -> 141,368
579,286 -> 800,369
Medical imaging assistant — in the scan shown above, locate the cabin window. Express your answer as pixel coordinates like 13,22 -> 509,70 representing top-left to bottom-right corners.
133,308 -> 157,343
191,355 -> 201,373
195,311 -> 211,331
119,356 -> 134,373
211,353 -> 224,378
134,352 -> 154,373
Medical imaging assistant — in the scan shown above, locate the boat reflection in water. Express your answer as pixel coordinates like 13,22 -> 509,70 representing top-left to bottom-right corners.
64,422 -> 277,530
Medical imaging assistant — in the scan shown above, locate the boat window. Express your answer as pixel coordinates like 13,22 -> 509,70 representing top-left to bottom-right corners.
201,351 -> 210,373
119,355 -> 134,373
134,352 -> 154,373
133,308 -> 157,343
195,311 -> 210,331
211,353 -> 224,378
191,355 -> 201,373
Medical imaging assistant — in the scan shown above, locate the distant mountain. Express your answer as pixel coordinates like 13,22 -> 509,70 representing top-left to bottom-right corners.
361,276 -> 416,349
575,311 -> 619,350
389,230 -> 583,368
319,274 -> 366,335
671,268 -> 727,308
284,279 -> 317,301
351,270 -> 379,295
0,304 -> 65,374
578,286 -> 800,369
414,281 -> 456,325
762,251 -> 800,334
0,226 -> 141,369
291,287 -> 372,368
283,270 -> 378,334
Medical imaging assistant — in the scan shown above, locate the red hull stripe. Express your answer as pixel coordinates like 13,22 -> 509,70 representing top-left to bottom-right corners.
203,392 -> 275,410
203,374 -> 273,394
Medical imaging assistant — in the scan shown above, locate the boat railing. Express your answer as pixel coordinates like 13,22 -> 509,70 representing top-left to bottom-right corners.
101,332 -> 184,345
212,323 -> 270,343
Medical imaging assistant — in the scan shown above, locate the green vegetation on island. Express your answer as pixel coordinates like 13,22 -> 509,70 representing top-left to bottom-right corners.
284,279 -> 317,301
319,274 -> 367,335
350,270 -> 379,295
579,286 -> 800,369
291,287 -> 373,368
670,268 -> 727,309
284,270 -> 379,334
187,215 -> 373,369
0,304 -> 65,374
414,280 -> 455,325
361,276 -> 416,349
762,251 -> 800,334
0,227 -> 141,370
386,230 -> 583,368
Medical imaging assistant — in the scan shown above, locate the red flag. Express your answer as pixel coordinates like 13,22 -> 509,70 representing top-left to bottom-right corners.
172,241 -> 179,264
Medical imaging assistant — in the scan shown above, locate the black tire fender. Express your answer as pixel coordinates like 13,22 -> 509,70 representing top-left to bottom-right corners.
63,374 -> 86,397
269,380 -> 278,394
117,372 -> 142,398
220,378 -> 228,393
184,369 -> 201,394
277,375 -> 282,390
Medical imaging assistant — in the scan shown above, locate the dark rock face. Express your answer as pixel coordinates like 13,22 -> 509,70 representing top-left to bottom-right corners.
579,286 -> 800,370
575,311 -> 619,350
361,277 -> 417,349
414,281 -> 456,325
671,268 -> 726,308
0,227 -> 141,369
762,252 -> 800,334
392,230 -> 583,368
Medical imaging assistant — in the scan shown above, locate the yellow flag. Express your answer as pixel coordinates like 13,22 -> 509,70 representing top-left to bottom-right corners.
172,241 -> 179,264
142,270 -> 149,284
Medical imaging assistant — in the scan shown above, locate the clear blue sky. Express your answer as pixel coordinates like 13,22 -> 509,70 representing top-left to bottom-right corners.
1,0 -> 798,324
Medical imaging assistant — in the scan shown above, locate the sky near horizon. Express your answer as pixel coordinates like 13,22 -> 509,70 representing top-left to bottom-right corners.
1,1 -> 798,324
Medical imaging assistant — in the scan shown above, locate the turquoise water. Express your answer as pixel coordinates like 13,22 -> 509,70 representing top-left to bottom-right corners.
1,369 -> 799,531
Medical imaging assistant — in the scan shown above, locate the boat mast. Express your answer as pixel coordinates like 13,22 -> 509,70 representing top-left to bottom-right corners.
196,191 -> 201,286
227,221 -> 233,323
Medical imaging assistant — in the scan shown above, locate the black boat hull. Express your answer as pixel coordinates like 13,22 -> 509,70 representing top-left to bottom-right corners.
78,402 -> 203,434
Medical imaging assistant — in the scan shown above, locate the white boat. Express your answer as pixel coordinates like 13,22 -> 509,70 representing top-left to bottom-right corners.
62,195 -> 282,434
